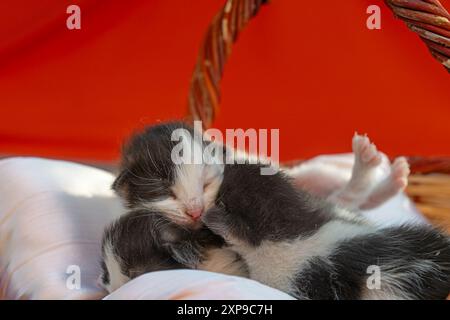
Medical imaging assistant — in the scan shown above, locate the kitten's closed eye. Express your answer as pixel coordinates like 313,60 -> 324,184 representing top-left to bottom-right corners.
203,181 -> 212,189
167,189 -> 176,199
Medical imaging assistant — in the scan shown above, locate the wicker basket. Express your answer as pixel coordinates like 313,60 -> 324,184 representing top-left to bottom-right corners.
187,0 -> 450,233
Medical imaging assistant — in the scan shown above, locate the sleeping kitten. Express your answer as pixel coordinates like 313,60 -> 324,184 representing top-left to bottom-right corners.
100,209 -> 246,293
100,122 -> 247,292
111,122 -> 224,226
201,163 -> 450,299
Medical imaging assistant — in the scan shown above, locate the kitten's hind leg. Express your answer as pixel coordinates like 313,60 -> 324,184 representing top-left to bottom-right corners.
328,133 -> 382,210
359,157 -> 410,210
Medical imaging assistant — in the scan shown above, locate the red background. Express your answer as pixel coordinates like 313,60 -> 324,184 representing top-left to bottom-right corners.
0,0 -> 449,163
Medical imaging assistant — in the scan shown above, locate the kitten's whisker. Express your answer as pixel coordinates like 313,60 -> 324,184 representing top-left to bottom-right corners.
145,143 -> 163,176
126,168 -> 161,182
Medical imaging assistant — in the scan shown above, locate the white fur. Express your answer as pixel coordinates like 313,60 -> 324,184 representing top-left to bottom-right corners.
102,241 -> 130,293
198,248 -> 248,277
231,220 -> 375,296
334,207 -> 368,225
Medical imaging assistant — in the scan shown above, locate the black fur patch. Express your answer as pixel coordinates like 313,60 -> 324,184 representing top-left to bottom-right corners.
295,257 -> 364,300
99,260 -> 110,286
203,163 -> 333,246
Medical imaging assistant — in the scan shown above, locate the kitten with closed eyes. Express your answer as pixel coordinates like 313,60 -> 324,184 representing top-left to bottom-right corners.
100,122 -> 247,293
111,122 -> 223,225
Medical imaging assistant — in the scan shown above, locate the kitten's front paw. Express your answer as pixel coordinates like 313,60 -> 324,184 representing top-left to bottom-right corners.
389,157 -> 410,191
201,206 -> 230,239
165,241 -> 203,268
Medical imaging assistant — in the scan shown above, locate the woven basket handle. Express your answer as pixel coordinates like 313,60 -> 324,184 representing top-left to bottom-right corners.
188,0 -> 268,129
385,0 -> 450,72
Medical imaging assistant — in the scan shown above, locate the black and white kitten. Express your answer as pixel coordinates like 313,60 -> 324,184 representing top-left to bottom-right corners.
111,122 -> 223,225
100,209 -> 246,292
201,163 -> 450,299
100,122 -> 246,293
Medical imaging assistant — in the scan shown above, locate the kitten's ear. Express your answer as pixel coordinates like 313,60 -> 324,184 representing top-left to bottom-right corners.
163,242 -> 202,269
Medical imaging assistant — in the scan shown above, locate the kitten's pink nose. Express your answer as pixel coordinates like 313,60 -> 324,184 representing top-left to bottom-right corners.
186,208 -> 203,220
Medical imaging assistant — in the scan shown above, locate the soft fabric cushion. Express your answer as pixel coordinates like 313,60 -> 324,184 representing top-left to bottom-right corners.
0,157 -> 125,299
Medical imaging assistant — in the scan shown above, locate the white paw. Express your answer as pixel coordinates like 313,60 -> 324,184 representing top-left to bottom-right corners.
352,133 -> 382,168
359,157 -> 410,210
389,157 -> 410,191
